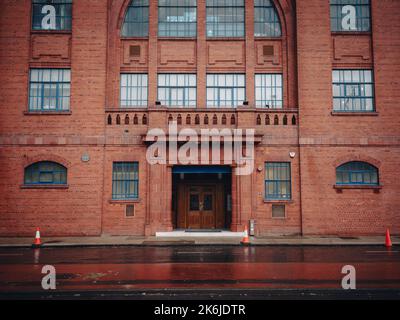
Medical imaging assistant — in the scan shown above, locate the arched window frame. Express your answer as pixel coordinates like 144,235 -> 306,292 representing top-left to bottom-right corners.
121,0 -> 149,37
254,0 -> 282,37
24,161 -> 67,186
336,161 -> 379,186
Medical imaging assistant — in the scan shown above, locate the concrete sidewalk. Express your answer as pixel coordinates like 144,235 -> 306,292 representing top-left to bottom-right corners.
0,235 -> 398,247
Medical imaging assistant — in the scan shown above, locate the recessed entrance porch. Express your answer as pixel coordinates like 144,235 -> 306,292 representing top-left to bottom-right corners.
172,166 -> 232,231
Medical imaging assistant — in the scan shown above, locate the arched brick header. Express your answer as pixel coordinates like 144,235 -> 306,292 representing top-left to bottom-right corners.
116,0 -> 134,32
22,154 -> 72,169
333,155 -> 382,169
114,0 -> 296,33
273,0 -> 296,37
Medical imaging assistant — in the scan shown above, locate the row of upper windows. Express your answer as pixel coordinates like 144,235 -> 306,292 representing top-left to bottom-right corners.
23,161 -> 380,200
31,0 -> 371,35
28,69 -> 375,112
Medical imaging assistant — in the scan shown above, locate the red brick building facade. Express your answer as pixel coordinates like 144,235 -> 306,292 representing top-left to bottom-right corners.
0,0 -> 399,237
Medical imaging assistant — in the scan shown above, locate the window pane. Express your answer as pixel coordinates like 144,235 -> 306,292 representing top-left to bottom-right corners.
157,74 -> 196,107
120,74 -> 148,107
330,0 -> 371,32
265,162 -> 291,200
254,0 -> 281,37
24,161 -> 67,185
122,0 -> 149,37
332,70 -> 375,112
255,74 -> 283,108
32,0 -> 73,31
206,0 -> 245,37
207,74 -> 245,108
29,69 -> 70,112
158,2 -> 197,37
336,161 -> 378,186
112,162 -> 139,200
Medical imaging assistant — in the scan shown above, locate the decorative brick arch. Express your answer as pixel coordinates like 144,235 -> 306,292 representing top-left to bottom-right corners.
114,0 -> 296,33
274,0 -> 295,37
116,0 -> 135,32
333,155 -> 382,169
22,154 -> 71,169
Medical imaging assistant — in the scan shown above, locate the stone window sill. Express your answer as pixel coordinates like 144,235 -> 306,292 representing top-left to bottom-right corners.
334,185 -> 382,189
331,111 -> 378,117
121,37 -> 148,40
264,200 -> 294,204
31,30 -> 72,35
24,111 -> 72,116
207,37 -> 245,41
109,199 -> 141,204
331,31 -> 371,36
21,184 -> 69,189
334,185 -> 382,193
158,37 -> 197,41
272,217 -> 287,220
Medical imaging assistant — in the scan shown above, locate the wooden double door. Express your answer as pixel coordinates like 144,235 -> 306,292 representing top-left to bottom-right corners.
177,184 -> 225,230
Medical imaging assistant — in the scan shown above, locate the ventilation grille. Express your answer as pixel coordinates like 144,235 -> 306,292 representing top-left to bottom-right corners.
129,45 -> 141,57
263,45 -> 274,56
126,204 -> 135,217
272,205 -> 285,218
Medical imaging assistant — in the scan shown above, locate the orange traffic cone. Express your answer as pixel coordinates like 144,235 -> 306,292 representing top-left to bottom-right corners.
32,227 -> 41,248
385,228 -> 392,248
241,226 -> 250,245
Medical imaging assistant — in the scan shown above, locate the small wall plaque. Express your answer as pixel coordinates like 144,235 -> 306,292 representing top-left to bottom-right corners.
81,154 -> 90,162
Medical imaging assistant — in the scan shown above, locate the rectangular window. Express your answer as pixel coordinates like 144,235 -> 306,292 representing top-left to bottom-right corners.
112,162 -> 139,200
330,0 -> 371,32
206,0 -> 245,37
122,0 -> 149,37
29,69 -> 70,112
255,74 -> 283,108
332,70 -> 374,112
158,74 -> 196,107
32,0 -> 72,31
207,74 -> 245,108
159,0 -> 197,37
265,162 -> 291,200
120,74 -> 148,107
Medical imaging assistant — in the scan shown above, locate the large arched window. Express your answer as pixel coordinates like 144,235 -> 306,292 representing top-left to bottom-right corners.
24,161 -> 67,185
121,0 -> 149,37
336,161 -> 378,186
254,0 -> 282,37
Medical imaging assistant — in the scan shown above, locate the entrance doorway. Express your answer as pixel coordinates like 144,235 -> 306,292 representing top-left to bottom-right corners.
172,166 -> 232,230
187,185 -> 216,229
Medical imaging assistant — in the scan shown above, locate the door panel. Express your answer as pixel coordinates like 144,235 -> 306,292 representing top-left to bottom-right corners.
201,191 -> 215,229
187,187 -> 201,229
186,185 -> 216,229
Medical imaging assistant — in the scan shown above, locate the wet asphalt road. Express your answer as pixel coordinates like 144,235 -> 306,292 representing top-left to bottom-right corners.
0,246 -> 399,299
